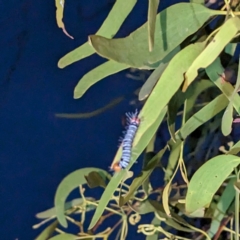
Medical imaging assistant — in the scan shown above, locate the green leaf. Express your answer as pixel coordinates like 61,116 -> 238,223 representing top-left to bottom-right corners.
89,3 -> 217,68
55,96 -> 124,118
167,89 -> 190,141
88,107 -> 168,230
55,0 -> 73,39
225,43 -> 237,56
164,139 -> 181,182
49,233 -> 77,240
185,79 -> 214,120
54,168 -> 109,228
206,57 -> 240,114
229,140 -> 240,155
85,171 -> 107,188
207,178 -> 235,238
119,146 -> 167,206
141,42 -> 205,141
183,17 -> 240,91
147,0 -> 160,51
138,46 -> 180,101
35,220 -> 58,240
221,55 -> 240,135
221,102 -> 233,136
74,61 -> 128,99
149,200 -> 194,233
58,0 -> 137,68
179,94 -> 228,140
186,155 -> 240,213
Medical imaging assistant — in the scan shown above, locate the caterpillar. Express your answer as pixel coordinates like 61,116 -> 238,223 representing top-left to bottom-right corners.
111,109 -> 141,172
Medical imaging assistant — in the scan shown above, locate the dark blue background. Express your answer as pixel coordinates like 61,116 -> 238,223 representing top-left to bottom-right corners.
0,0 -> 190,239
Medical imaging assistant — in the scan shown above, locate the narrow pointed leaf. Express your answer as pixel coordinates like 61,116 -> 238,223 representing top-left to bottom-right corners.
185,79 -> 214,120
221,102 -> 233,136
140,42 -> 205,139
183,17 -> 240,91
55,0 -> 73,39
179,94 -> 228,140
89,3 -> 217,68
54,168 -> 109,228
206,57 -> 240,114
207,178 -> 235,238
74,61 -> 128,99
35,220 -> 58,240
58,0 -> 137,68
148,0 -> 160,51
139,46 -> 180,101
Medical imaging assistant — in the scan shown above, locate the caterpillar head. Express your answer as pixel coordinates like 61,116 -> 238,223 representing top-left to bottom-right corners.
130,116 -> 140,125
110,162 -> 122,172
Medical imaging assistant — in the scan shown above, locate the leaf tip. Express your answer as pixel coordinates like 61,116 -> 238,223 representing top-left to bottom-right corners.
58,59 -> 65,69
58,216 -> 68,228
73,91 -> 81,99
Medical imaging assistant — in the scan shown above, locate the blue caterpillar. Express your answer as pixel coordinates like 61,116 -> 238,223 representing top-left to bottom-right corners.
111,110 -> 140,172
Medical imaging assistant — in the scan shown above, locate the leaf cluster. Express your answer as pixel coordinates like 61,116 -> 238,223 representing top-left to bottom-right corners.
35,0 -> 240,239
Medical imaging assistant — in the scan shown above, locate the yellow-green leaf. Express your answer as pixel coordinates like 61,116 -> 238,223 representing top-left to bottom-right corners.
35,220 -> 58,240
138,46 -> 180,101
207,178 -> 235,238
229,140 -> 240,155
55,0 -> 73,39
89,3 -> 217,68
54,168 -> 109,228
58,0 -> 137,68
183,17 -> 240,91
74,61 -> 128,99
148,0 -> 160,51
185,79 -> 214,120
186,155 -> 240,213
221,102 -> 233,136
141,42 -> 205,137
206,57 -> 240,114
179,94 -> 228,140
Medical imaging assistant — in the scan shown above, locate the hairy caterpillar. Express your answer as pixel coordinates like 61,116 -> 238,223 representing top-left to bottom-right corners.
111,110 -> 140,172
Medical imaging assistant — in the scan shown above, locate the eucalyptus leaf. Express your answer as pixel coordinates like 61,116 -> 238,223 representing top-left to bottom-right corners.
89,3 -> 217,68
183,17 -> 240,91
58,0 -> 137,68
186,155 -> 240,213
54,168 -> 109,228
147,0 -> 160,51
35,220 -> 58,240
207,178 -> 235,238
74,61 -> 128,99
